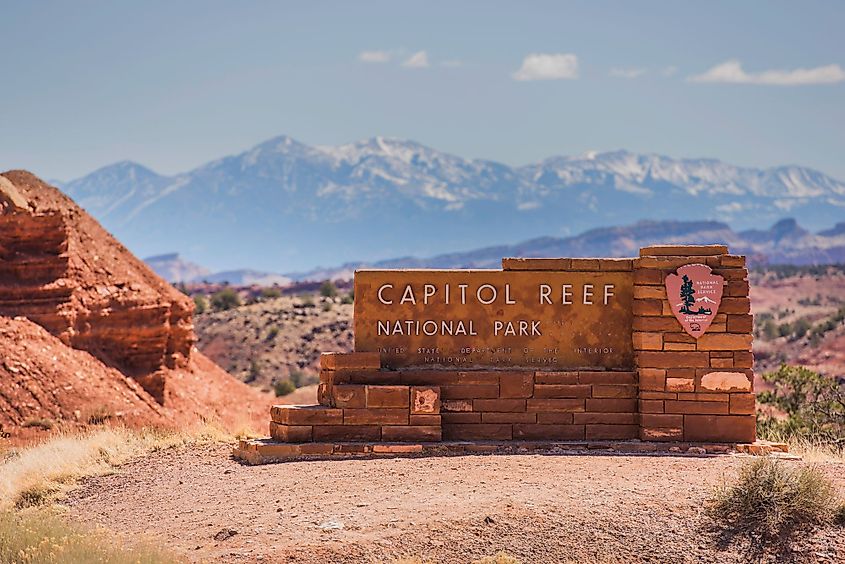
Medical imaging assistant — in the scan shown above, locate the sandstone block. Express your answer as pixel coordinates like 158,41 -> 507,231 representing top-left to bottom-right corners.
441,399 -> 473,412
633,269 -> 664,284
729,393 -> 756,415
663,333 -> 696,343
639,368 -> 666,391
676,392 -> 728,402
598,258 -> 633,271
664,400 -> 728,415
473,399 -> 526,412
339,370 -> 401,385
633,286 -> 666,300
733,351 -> 754,369
526,398 -> 585,412
684,415 -> 755,442
442,424 -> 512,440
726,314 -> 753,333
513,424 -> 585,440
271,405 -> 342,426
666,378 -> 694,392
409,414 -> 441,425
481,412 -> 537,424
533,384 -> 591,398
331,385 -> 366,408
664,342 -> 696,351
577,371 -> 637,385
411,386 -> 440,414
372,444 -> 424,454
499,372 -> 534,398
269,422 -> 313,443
366,385 -> 410,408
535,371 -> 579,384
640,426 -> 683,441
381,425 -> 441,442
313,425 -> 381,442
343,408 -> 408,425
591,385 -> 636,398
696,334 -> 753,351
321,352 -> 381,370
440,384 -> 499,399
699,371 -> 752,392
710,358 -> 734,369
725,280 -> 750,297
501,258 -> 570,271
720,255 -> 746,267
569,258 -> 601,270
719,298 -> 751,314
639,244 -> 728,257
636,351 -> 710,368
317,383 -> 332,406
714,268 -> 749,281
573,412 -> 637,425
633,317 -> 680,332
537,412 -> 575,424
586,398 -> 637,413
633,299 -> 663,316
639,399 -> 664,413
398,370 -> 464,385
586,424 -> 638,440
639,391 -> 677,400
640,413 -> 683,428
441,412 -> 481,424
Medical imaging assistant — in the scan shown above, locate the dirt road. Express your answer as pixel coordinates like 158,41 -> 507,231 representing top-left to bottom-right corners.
65,445 -> 845,563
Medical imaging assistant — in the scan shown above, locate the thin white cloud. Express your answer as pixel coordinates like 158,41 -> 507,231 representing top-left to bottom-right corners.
512,53 -> 578,81
358,50 -> 391,63
662,65 -> 678,77
609,67 -> 646,79
402,51 -> 430,68
689,59 -> 845,85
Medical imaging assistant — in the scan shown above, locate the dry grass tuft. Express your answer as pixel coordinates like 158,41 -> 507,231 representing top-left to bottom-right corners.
707,457 -> 841,551
0,422 -> 243,510
0,508 -> 179,563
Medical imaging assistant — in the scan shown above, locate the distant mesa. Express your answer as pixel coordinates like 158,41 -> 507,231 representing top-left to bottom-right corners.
59,134 -> 845,273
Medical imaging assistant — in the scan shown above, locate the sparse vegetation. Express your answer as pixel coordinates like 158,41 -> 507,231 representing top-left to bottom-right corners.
21,419 -> 54,431
86,405 -> 113,425
341,292 -> 354,305
260,287 -> 282,300
210,288 -> 241,311
245,360 -> 261,384
273,379 -> 296,396
319,280 -> 337,298
757,365 -> 845,449
301,295 -> 316,307
707,457 -> 842,550
322,301 -> 333,312
266,325 -> 279,341
192,294 -> 207,314
0,509 -> 179,564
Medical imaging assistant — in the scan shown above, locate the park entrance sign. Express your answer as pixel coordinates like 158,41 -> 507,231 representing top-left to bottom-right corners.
236,245 -> 759,464
354,269 -> 634,370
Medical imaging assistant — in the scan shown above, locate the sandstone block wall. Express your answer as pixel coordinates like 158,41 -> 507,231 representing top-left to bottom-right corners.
633,245 -> 755,443
270,244 -> 756,446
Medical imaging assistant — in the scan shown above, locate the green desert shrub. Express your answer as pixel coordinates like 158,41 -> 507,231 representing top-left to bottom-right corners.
273,379 -> 296,397
192,294 -> 207,314
757,365 -> 845,448
319,280 -> 337,298
707,457 -> 840,548
210,288 -> 241,311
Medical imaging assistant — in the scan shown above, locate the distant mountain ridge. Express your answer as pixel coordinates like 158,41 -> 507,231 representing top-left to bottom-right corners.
60,135 -> 845,272
287,218 -> 845,281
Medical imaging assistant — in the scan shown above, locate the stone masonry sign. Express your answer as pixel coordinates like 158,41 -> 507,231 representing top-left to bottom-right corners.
236,244 -> 759,464
354,270 -> 633,370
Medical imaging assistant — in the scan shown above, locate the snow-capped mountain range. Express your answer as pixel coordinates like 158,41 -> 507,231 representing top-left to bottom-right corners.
58,135 -> 845,272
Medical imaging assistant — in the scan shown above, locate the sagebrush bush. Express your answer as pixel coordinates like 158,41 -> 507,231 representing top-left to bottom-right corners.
707,457 -> 840,545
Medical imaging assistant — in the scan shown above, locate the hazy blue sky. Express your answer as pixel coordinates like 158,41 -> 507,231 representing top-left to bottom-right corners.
2,1 -> 844,181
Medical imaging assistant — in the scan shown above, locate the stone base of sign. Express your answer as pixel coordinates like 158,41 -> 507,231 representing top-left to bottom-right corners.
246,245 -> 758,456
232,438 -> 789,465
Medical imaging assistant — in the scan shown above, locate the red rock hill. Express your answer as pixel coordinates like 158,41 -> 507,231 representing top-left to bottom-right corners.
0,170 -> 272,438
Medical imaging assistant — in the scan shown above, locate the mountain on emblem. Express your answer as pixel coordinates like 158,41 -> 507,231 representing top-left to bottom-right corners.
665,264 -> 725,338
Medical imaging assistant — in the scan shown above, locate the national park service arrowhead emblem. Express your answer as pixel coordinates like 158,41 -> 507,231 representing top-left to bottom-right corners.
665,264 -> 724,338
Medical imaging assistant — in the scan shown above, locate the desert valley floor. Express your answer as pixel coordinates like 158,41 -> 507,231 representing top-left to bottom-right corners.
63,444 -> 845,563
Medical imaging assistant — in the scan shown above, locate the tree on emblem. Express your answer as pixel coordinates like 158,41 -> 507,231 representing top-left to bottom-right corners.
679,274 -> 711,315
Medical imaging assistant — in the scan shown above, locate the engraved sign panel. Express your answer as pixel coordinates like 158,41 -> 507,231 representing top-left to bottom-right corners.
665,263 -> 725,338
354,270 -> 634,370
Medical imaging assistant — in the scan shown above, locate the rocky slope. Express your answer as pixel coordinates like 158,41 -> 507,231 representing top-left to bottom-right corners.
60,136 -> 845,272
0,171 -> 273,438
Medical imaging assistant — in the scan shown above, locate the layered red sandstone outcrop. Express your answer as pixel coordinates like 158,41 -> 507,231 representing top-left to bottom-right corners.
0,171 -> 193,378
0,171 -> 273,437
